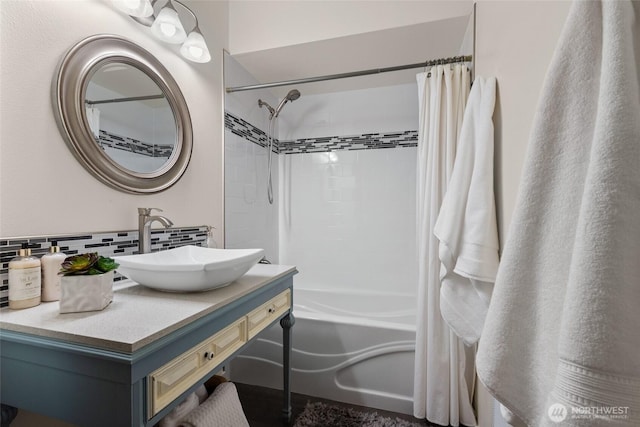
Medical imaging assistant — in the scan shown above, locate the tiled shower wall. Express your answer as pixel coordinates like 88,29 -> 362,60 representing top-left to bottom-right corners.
224,53 -> 280,262
224,74 -> 419,296
278,84 -> 419,295
0,227 -> 208,308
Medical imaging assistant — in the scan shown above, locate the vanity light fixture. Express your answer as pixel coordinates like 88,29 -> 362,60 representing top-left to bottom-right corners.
150,1 -> 187,44
111,0 -> 211,63
179,27 -> 211,63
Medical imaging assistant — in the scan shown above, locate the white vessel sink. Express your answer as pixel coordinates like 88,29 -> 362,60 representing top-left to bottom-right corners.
114,246 -> 264,292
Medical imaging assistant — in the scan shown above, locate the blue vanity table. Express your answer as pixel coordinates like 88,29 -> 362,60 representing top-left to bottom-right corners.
0,264 -> 296,426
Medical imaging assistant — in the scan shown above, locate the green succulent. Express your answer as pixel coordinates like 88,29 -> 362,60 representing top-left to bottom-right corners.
95,256 -> 119,273
59,253 -> 119,276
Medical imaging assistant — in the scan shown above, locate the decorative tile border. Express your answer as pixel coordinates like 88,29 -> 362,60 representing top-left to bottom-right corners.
0,226 -> 208,308
224,111 -> 417,155
224,112 -> 277,153
98,129 -> 173,158
278,131 -> 418,154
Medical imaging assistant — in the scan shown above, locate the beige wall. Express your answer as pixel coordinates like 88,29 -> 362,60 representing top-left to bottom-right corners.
0,0 -> 228,242
228,0 -> 473,54
475,0 -> 571,245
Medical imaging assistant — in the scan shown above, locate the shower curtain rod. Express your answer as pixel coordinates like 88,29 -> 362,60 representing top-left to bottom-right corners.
85,94 -> 165,105
225,55 -> 472,93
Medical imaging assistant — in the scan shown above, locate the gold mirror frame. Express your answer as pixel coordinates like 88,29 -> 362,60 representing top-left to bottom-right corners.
53,34 -> 193,193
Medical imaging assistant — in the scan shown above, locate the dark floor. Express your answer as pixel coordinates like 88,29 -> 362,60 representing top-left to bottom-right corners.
235,382 -> 435,427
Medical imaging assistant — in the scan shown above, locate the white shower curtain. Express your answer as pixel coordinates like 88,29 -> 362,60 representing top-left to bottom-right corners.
86,106 -> 101,139
413,64 -> 476,426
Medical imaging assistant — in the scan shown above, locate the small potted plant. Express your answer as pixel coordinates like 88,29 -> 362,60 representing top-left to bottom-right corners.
58,253 -> 119,314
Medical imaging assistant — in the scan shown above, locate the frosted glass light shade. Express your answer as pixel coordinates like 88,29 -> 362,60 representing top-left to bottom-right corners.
180,31 -> 211,63
150,6 -> 187,44
112,0 -> 154,18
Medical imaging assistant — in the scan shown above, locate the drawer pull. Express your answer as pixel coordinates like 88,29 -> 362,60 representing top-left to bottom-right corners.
204,351 -> 215,361
268,307 -> 275,314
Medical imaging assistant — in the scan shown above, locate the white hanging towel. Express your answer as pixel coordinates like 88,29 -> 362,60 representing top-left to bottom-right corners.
434,76 -> 499,346
179,382 -> 249,427
477,1 -> 640,426
159,390 -> 201,427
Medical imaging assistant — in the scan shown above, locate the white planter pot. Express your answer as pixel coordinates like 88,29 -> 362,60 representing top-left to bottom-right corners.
59,270 -> 113,314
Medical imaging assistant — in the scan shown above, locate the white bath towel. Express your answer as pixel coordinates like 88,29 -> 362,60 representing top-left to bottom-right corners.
159,390 -> 200,427
476,1 -> 640,426
179,382 -> 249,427
195,384 -> 209,404
434,76 -> 499,345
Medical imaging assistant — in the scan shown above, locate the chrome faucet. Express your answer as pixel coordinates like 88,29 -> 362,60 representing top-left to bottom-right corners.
138,208 -> 174,254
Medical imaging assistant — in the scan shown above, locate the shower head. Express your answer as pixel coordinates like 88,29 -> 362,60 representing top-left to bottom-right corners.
286,89 -> 301,101
274,89 -> 301,117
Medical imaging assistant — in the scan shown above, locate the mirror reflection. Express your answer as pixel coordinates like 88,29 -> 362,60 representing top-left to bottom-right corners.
85,64 -> 176,174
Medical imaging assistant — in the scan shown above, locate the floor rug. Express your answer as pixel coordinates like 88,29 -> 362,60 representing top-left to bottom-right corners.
293,402 -> 425,427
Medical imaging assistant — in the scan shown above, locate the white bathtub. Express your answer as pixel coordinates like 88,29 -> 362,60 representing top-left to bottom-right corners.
231,288 -> 416,415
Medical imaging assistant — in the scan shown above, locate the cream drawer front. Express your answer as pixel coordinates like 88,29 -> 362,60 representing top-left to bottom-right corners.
247,289 -> 291,339
148,317 -> 247,417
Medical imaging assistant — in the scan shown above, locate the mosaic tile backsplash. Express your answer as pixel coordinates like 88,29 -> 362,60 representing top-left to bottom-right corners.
0,226 -> 208,308
224,111 -> 418,154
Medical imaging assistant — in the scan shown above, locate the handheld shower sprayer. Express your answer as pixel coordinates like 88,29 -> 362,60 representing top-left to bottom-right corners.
258,89 -> 301,204
274,89 -> 301,117
258,89 -> 300,119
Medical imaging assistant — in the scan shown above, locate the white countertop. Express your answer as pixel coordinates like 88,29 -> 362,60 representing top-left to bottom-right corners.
0,264 -> 296,354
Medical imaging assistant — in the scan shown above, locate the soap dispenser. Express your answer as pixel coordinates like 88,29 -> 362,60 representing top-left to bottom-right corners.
41,241 -> 66,302
8,243 -> 41,309
206,226 -> 217,248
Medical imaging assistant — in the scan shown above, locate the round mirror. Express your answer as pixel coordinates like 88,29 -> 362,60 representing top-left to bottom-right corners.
53,35 -> 193,193
86,63 -> 177,174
